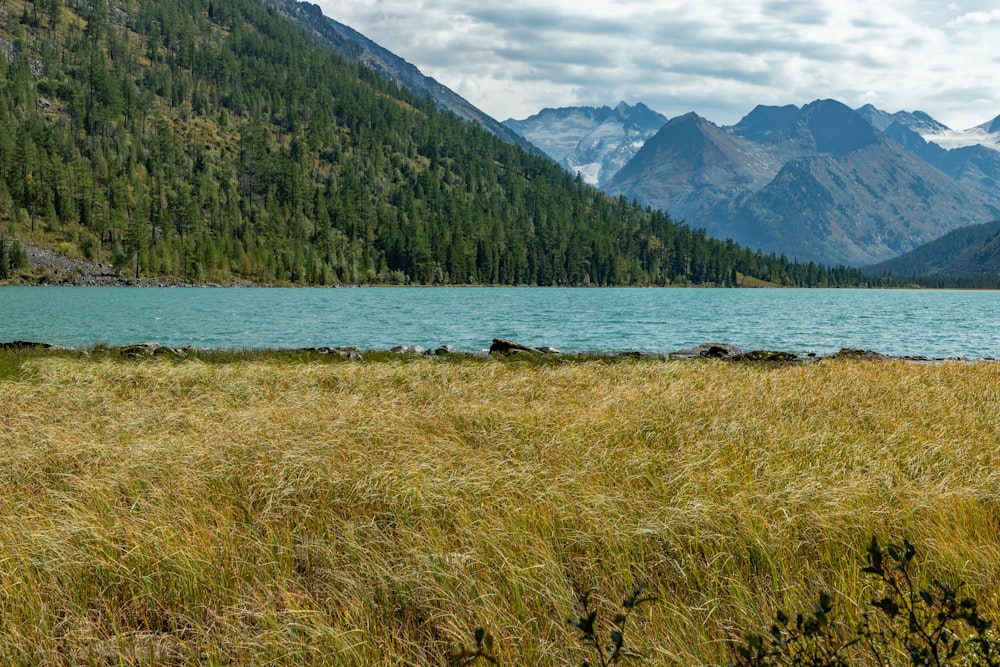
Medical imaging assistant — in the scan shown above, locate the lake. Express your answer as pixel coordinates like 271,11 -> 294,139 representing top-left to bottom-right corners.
1,286 -> 998,358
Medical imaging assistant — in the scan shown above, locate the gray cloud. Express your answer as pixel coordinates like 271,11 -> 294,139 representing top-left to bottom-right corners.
761,0 -> 830,25
315,0 -> 1000,129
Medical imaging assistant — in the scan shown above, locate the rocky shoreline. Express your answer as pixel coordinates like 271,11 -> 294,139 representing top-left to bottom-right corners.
485,339 -> 968,363
0,338 -> 983,363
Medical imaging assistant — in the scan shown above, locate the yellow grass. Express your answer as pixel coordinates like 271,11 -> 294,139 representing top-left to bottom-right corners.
2,355 -> 1000,665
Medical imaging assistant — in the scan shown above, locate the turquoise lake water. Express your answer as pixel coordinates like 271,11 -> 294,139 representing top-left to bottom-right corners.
1,286 -> 999,358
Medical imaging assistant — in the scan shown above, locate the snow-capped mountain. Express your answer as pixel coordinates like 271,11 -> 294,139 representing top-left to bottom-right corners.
855,106 -> 1000,201
503,102 -> 667,186
858,104 -> 1000,153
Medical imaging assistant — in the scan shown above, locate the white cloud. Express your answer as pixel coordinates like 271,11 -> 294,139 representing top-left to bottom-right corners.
948,9 -> 1000,26
313,0 -> 1000,130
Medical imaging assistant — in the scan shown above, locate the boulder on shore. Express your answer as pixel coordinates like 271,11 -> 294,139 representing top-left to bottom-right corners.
116,342 -> 187,358
389,345 -> 425,355
670,343 -> 743,359
0,340 -> 58,350
835,348 -> 890,360
734,350 -> 800,363
489,338 -> 546,355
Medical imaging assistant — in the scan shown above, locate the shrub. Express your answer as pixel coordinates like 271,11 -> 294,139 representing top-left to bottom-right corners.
454,538 -> 1000,666
729,537 -> 1000,667
452,584 -> 657,667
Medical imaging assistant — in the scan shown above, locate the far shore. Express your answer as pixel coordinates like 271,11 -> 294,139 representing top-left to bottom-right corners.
5,242 -> 922,290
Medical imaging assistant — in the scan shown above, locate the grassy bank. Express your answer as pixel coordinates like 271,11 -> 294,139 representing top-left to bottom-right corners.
2,352 -> 1000,665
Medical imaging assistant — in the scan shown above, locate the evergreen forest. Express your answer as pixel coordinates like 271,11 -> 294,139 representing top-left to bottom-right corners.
0,0 -> 890,286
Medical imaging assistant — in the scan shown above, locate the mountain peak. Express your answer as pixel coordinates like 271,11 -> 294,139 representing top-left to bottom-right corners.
800,99 -> 879,154
607,109 -> 773,209
856,104 -> 950,133
730,100 -> 877,155
979,114 -> 1000,134
730,104 -> 801,141
672,110 -> 705,123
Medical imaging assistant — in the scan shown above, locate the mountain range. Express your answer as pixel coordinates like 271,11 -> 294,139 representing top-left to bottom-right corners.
268,2 -> 1000,274
508,100 -> 1000,267
293,3 -> 1000,273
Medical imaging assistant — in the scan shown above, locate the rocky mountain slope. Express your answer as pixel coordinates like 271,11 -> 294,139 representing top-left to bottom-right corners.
502,102 -> 667,186
604,100 -> 1000,266
262,0 -> 540,155
854,104 -> 949,134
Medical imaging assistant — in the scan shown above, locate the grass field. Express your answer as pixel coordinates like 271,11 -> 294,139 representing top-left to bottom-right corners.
2,351 -> 1000,665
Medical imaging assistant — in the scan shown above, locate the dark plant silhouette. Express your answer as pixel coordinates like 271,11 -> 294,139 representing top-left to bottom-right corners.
567,584 -> 658,667
728,537 -> 1000,666
453,538 -> 1000,666
858,536 -> 1000,667
727,591 -> 856,666
451,583 -> 656,666
449,626 -> 499,666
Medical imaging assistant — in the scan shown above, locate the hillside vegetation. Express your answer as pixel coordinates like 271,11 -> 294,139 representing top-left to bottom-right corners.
2,351 -> 1000,664
866,220 -> 1000,287
0,0 -> 884,286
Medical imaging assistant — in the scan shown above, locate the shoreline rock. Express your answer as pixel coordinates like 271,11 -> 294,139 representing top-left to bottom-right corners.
670,343 -> 743,359
834,348 -> 892,361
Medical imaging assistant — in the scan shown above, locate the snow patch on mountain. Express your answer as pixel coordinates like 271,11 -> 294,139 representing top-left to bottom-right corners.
920,126 -> 1000,152
503,102 -> 667,186
857,105 -> 1000,154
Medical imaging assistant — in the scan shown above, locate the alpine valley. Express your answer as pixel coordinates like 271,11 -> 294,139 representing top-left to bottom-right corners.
0,0 -> 997,287
507,100 -> 1000,267
0,0 -> 884,288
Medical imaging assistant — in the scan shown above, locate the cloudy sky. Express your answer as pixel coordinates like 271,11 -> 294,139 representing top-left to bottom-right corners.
312,0 -> 1000,130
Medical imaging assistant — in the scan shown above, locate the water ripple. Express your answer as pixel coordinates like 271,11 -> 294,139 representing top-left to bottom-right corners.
1,286 -> 998,358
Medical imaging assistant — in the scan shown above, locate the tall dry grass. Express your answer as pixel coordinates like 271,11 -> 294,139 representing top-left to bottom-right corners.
2,355 -> 1000,665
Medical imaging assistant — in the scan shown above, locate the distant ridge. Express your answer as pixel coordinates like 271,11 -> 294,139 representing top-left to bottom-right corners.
855,104 -> 949,134
865,220 -> 1000,278
264,0 -> 542,154
604,100 -> 1000,266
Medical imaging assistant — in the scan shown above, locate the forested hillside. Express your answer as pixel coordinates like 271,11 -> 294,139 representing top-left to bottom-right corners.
0,0 -> 883,286
865,220 -> 1000,287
